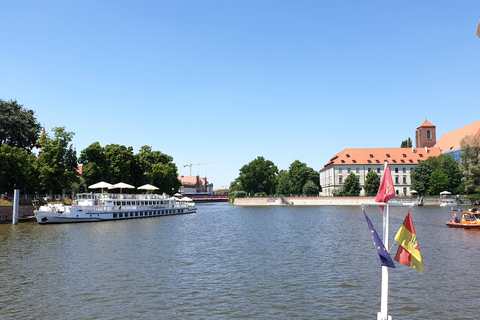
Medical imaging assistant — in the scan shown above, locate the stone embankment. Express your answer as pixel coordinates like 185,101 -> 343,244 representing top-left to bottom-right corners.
0,206 -> 36,223
232,197 -> 461,206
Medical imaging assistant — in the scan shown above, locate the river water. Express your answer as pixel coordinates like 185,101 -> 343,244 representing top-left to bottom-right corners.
0,203 -> 478,319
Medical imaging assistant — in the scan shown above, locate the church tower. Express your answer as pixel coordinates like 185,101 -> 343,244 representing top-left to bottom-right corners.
415,119 -> 436,148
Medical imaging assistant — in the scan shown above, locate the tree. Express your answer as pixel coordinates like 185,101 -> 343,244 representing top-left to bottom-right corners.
78,142 -> 108,188
364,170 -> 380,195
426,154 -> 462,193
137,146 -> 180,194
0,99 -> 42,153
275,170 -> 292,195
104,144 -> 143,187
342,172 -> 361,195
400,137 -> 413,148
428,170 -> 450,195
0,144 -> 39,194
37,127 -> 79,194
236,156 -> 278,194
302,180 -> 319,196
288,160 -> 321,194
410,161 -> 432,196
460,135 -> 480,194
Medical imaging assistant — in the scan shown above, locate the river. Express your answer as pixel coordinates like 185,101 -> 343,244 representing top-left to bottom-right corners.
0,203 -> 478,319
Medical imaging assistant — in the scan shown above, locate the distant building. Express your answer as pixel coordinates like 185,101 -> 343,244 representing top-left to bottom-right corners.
415,120 -> 436,148
434,120 -> 480,162
319,119 -> 480,196
319,147 -> 441,196
178,175 -> 213,195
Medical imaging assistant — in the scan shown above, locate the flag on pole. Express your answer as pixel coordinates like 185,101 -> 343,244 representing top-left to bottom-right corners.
363,210 -> 395,268
375,162 -> 395,204
394,212 -> 423,272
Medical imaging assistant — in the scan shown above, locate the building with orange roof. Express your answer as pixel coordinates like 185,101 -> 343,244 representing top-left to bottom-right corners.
415,119 -> 436,148
320,147 -> 441,196
320,119 -> 480,196
434,120 -> 480,162
178,175 -> 213,195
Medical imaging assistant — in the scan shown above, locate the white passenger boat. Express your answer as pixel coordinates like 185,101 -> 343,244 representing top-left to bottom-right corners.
35,192 -> 197,224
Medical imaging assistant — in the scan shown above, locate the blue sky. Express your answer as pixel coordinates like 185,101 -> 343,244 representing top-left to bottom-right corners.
1,1 -> 479,189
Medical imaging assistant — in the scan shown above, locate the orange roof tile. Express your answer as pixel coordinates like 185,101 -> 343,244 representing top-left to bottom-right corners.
323,147 -> 441,168
417,120 -> 435,128
434,120 -> 480,153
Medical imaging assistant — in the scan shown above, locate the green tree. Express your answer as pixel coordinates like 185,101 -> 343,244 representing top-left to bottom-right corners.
302,180 -> 319,196
428,170 -> 450,195
236,156 -> 278,195
137,146 -> 180,194
460,135 -> 480,194
364,170 -> 380,195
229,178 -> 243,192
426,154 -> 462,193
37,127 -> 79,194
410,161 -> 432,196
0,99 -> 42,153
0,144 -> 39,194
78,142 -> 108,188
400,137 -> 413,148
275,170 -> 292,195
104,144 -> 143,187
342,172 -> 361,195
288,160 -> 321,194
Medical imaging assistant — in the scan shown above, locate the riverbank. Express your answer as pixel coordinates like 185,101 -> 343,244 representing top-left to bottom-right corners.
0,206 -> 36,223
232,196 -> 469,206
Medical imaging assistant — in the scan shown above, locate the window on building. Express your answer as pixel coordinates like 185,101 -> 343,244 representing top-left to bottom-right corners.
395,168 -> 399,173
409,160 -> 413,163
419,154 -> 423,157
386,154 -> 390,157
341,160 -> 345,163
403,168 -> 406,173
393,160 -> 397,163
377,168 -> 381,173
376,160 -> 380,163
347,168 -> 350,173
403,176 -> 407,184
401,160 -> 405,163
339,176 -> 343,184
427,130 -> 431,139
368,168 -> 371,172
395,176 -> 399,184
353,160 -> 357,163
356,168 -> 360,173
368,160 -> 371,163
346,154 -> 350,158
403,154 -> 407,157
339,168 -> 343,173
370,154 -> 374,158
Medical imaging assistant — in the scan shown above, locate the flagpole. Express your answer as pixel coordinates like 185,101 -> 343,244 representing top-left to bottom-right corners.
379,203 -> 391,320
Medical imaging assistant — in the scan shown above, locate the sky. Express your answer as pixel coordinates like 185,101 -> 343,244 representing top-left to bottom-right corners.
1,1 -> 479,189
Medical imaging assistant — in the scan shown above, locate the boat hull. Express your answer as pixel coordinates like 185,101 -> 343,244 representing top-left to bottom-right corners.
446,221 -> 480,229
35,207 -> 197,224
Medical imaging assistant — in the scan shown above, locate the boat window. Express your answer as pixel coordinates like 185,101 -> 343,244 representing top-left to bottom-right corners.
119,213 -> 123,218
113,213 -> 117,218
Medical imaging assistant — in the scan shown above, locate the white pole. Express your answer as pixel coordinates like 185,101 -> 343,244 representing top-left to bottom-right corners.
377,204 -> 391,320
12,189 -> 20,225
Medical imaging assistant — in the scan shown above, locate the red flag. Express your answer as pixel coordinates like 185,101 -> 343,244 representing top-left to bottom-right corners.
375,163 -> 395,203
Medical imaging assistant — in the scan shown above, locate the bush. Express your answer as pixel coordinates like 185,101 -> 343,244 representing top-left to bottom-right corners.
468,194 -> 480,204
255,192 -> 267,197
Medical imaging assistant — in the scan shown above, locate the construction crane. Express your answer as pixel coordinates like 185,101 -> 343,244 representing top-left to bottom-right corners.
183,162 -> 217,176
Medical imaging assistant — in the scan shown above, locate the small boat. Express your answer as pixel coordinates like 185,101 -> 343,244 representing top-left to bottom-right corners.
35,192 -> 197,224
446,208 -> 480,229
440,199 -> 457,207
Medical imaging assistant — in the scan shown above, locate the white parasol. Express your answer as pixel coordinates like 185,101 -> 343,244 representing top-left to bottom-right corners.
108,182 -> 135,193
137,184 -> 159,193
88,181 -> 113,193
440,191 -> 451,195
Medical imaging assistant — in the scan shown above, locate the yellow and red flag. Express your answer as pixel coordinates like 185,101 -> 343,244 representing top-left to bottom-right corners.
375,162 -> 395,205
394,212 -> 423,272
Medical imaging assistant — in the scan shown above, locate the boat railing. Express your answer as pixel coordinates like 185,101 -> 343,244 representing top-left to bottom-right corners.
91,193 -> 169,200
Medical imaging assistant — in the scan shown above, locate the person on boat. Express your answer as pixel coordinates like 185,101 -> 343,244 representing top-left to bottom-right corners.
453,212 -> 459,223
